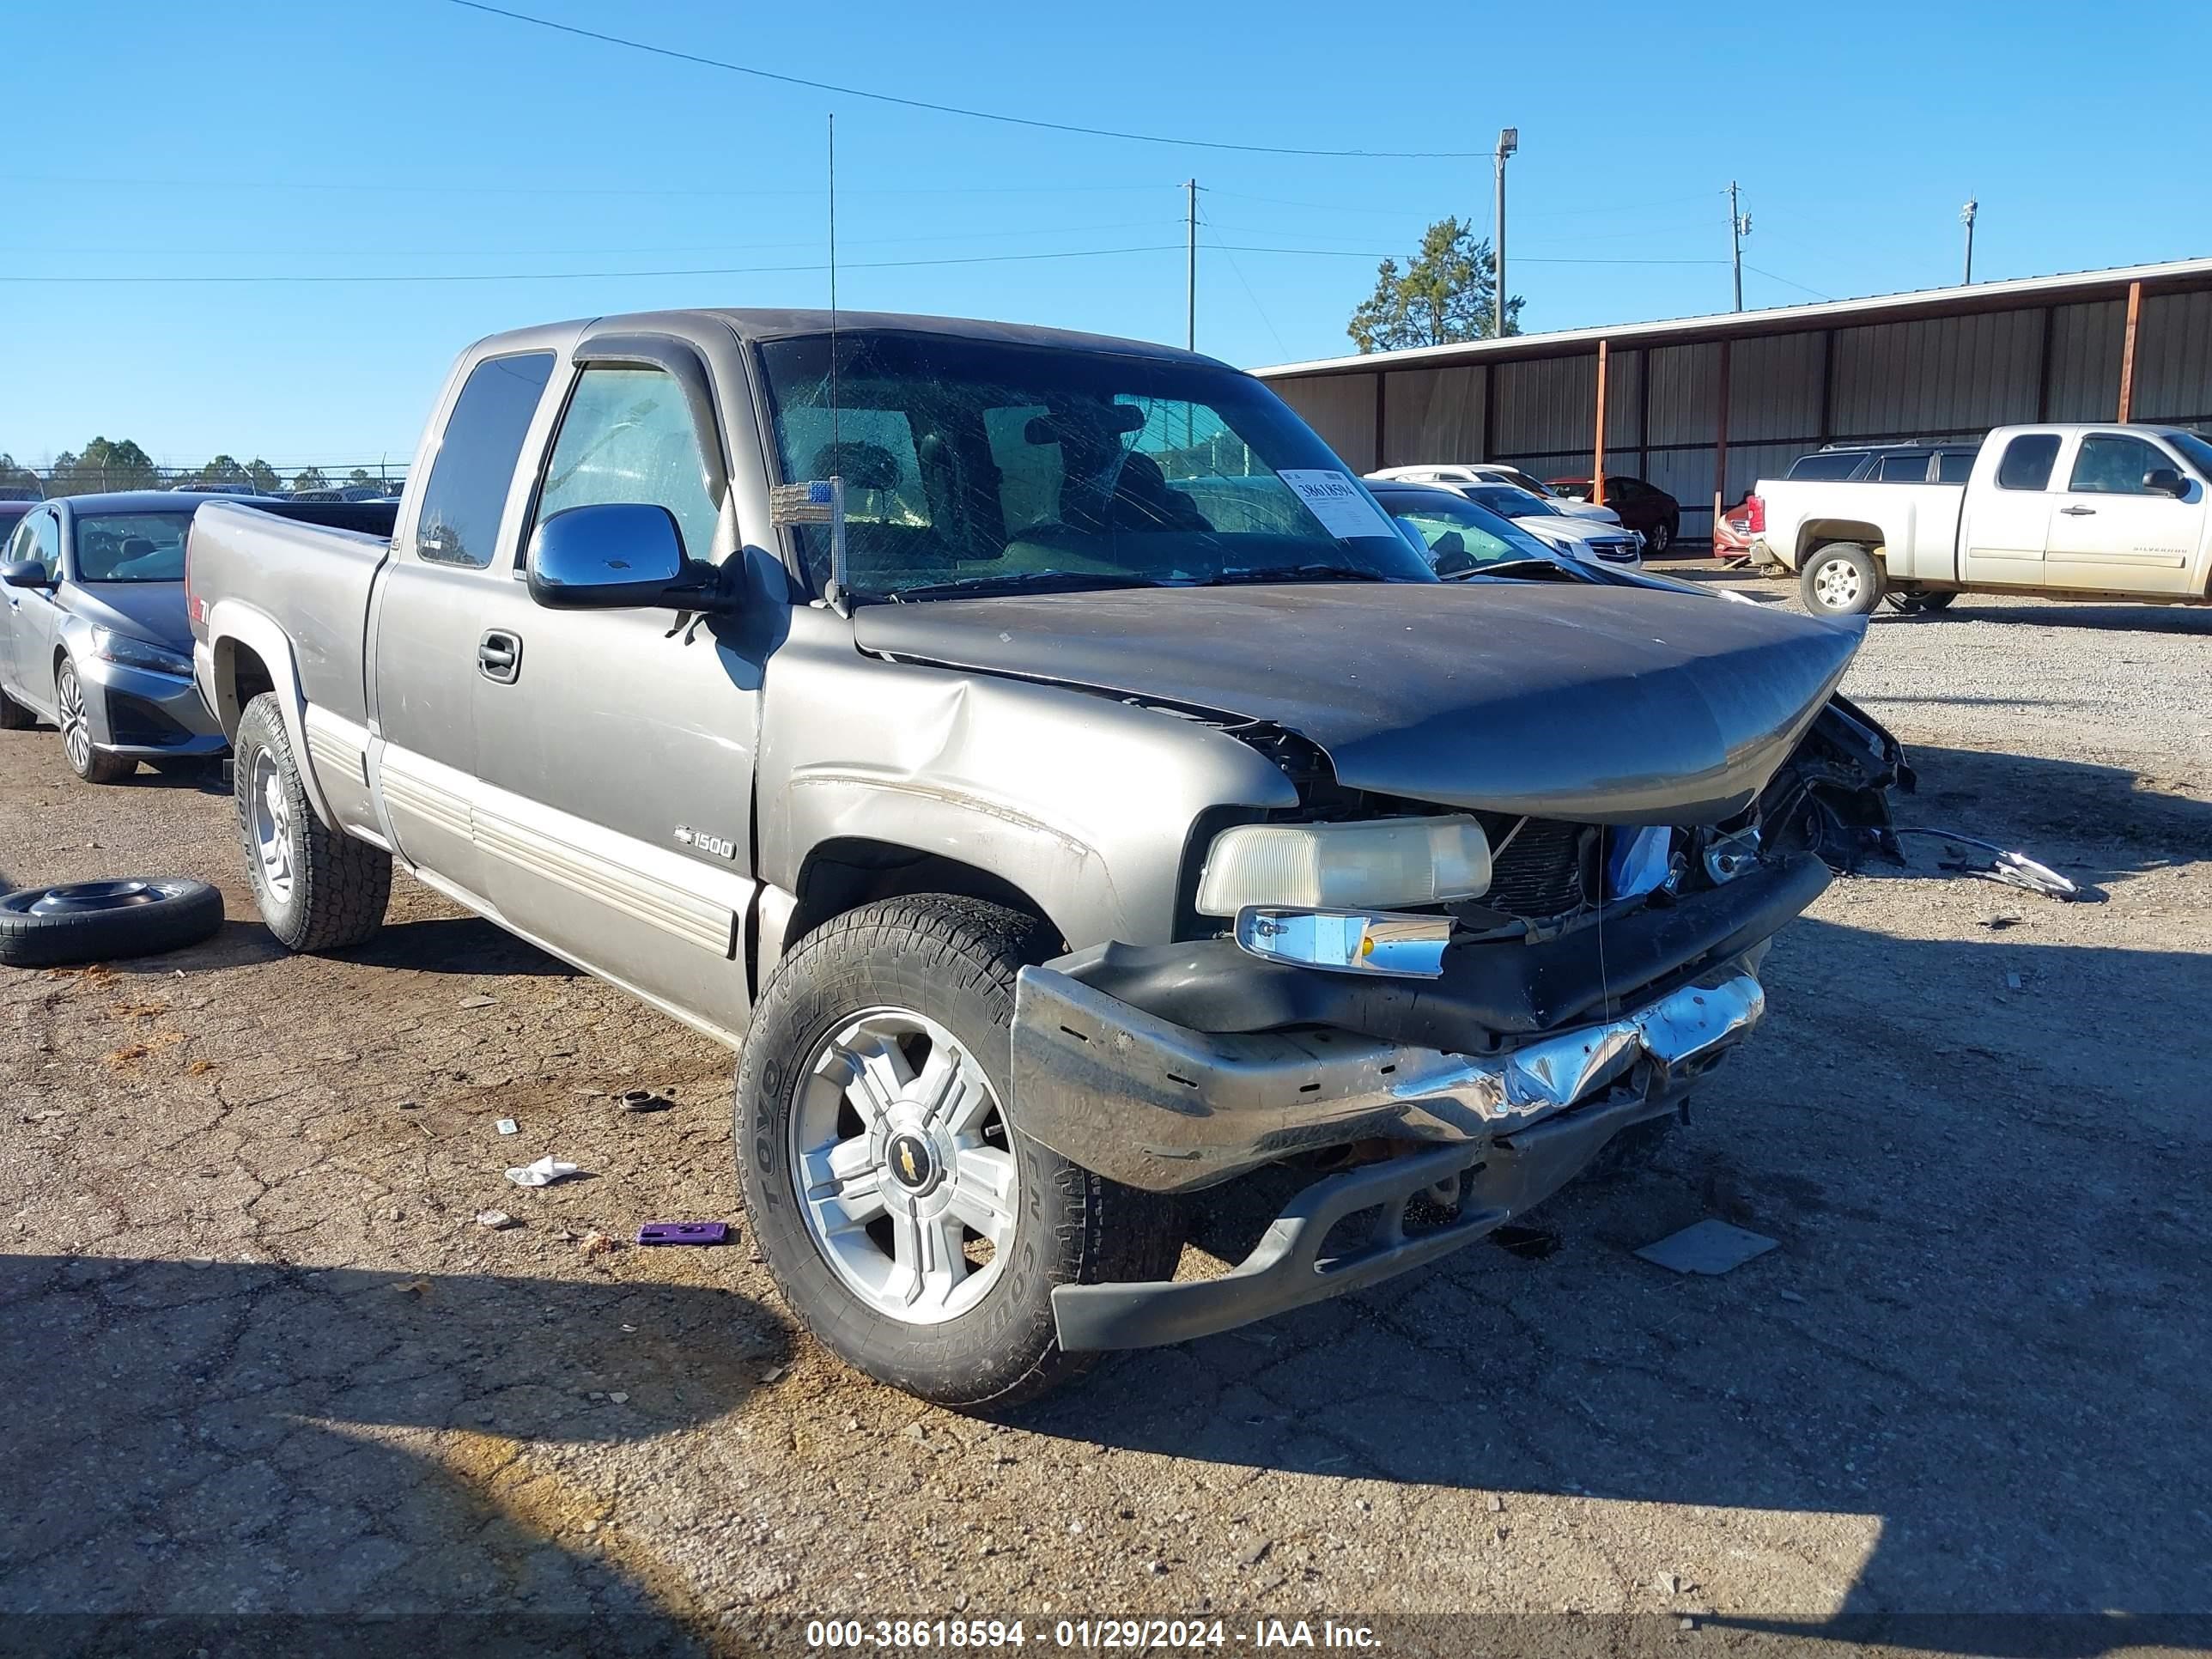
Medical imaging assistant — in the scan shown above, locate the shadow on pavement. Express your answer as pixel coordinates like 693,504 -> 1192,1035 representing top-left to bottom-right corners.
346,915 -> 579,979
0,1256 -> 791,1652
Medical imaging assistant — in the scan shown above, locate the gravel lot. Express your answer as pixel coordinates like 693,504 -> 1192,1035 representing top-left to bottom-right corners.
3,569 -> 2209,1655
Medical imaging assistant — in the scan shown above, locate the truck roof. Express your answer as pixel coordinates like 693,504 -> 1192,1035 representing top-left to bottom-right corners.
479,307 -> 1221,368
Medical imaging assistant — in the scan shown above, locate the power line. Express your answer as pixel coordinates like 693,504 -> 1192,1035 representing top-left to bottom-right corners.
1210,244 -> 1730,267
1741,262 -> 1834,301
441,0 -> 1488,159
11,172 -> 1168,199
0,244 -> 1187,285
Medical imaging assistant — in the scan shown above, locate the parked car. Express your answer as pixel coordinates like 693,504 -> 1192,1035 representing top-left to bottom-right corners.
0,483 -> 45,503
0,493 -> 230,781
1750,423 -> 2212,616
1547,474 -> 1682,555
1715,493 -> 1759,560
1368,463 -> 1628,529
1382,477 -> 1644,566
1379,483 -> 1763,611
1784,442 -> 1979,484
0,501 -> 33,541
188,307 -> 1904,1407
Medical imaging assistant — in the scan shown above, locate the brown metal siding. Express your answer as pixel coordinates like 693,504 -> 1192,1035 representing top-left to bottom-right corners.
1273,372 -> 1379,471
1828,309 -> 2043,438
1381,365 -> 1486,466
2136,290 -> 2212,422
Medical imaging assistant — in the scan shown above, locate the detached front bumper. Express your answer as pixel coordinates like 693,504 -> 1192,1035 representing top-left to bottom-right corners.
1011,852 -> 1829,1352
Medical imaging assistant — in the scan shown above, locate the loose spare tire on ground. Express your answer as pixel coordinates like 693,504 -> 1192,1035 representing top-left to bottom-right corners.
0,878 -> 224,969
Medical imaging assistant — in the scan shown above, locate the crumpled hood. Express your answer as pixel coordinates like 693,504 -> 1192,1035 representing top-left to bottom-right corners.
63,581 -> 191,652
854,583 -> 1865,824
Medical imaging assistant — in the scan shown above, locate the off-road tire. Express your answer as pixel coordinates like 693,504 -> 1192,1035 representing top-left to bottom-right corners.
1799,542 -> 1883,617
737,895 -> 1182,1411
0,686 -> 33,731
0,878 -> 223,969
233,693 -> 392,952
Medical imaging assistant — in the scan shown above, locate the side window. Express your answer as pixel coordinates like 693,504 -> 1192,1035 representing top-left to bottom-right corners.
1995,434 -> 2062,492
31,512 -> 60,574
415,352 -> 556,567
1936,451 -> 1975,484
1878,453 -> 1930,483
536,366 -> 722,562
2067,434 -> 2172,495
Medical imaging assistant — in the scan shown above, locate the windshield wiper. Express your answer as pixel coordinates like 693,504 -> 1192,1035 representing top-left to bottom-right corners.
1201,562 -> 1392,586
885,570 -> 1169,602
1448,556 -> 1572,582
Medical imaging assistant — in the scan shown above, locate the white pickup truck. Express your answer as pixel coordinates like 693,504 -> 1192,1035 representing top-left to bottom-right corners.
1749,423 -> 2212,617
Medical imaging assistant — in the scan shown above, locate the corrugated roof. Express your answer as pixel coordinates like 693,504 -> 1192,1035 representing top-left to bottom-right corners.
1254,256 -> 2212,380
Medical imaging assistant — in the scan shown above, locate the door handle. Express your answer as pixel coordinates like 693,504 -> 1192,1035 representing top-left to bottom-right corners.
477,630 -> 521,684
2059,505 -> 2096,516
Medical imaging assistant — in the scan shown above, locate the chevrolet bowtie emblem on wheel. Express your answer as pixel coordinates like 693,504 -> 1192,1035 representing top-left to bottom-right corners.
899,1144 -> 919,1182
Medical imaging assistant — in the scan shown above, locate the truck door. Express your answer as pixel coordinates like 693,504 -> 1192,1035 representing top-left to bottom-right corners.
465,338 -> 764,1042
2042,431 -> 2204,596
1958,432 -> 2057,587
367,349 -> 559,908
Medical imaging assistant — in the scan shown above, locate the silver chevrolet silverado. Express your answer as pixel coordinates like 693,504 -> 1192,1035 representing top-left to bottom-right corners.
186,309 -> 1908,1407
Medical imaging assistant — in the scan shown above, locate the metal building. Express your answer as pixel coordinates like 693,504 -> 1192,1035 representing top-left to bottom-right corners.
1255,257 -> 2212,543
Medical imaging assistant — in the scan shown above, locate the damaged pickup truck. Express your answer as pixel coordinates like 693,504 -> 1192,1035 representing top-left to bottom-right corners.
185,309 -> 1907,1406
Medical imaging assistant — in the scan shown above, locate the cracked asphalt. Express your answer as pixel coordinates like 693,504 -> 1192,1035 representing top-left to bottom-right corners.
3,572 -> 2209,1655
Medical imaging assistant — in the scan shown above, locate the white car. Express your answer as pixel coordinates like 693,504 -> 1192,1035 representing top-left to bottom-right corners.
1368,474 -> 1643,567
1369,464 -> 1627,530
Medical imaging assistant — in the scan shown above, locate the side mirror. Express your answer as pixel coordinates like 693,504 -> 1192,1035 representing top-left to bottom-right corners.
2143,467 -> 2190,499
526,503 -> 722,611
0,559 -> 50,589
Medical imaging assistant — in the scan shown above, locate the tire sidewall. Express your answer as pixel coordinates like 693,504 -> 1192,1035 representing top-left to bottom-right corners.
737,910 -> 1082,1403
1802,544 -> 1881,617
233,697 -> 312,946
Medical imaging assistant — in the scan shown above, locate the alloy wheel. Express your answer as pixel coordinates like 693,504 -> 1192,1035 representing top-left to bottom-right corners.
250,750 -> 296,904
1812,556 -> 1862,611
787,1006 -> 1019,1325
58,666 -> 92,774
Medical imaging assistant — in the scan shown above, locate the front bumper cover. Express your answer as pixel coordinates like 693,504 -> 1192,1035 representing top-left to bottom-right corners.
79,658 -> 226,759
1013,966 -> 1764,1197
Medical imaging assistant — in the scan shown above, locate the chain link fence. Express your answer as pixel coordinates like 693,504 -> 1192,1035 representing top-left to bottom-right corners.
0,463 -> 409,502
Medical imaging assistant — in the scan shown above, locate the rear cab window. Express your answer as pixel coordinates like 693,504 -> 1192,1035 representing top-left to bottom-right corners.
1996,434 -> 2062,491
1786,453 -> 1869,481
414,352 -> 557,567
1877,453 -> 1931,483
1936,452 -> 1975,484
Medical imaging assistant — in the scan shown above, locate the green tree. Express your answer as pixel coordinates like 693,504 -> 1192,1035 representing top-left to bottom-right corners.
246,459 -> 281,495
347,468 -> 373,485
46,435 -> 159,495
0,452 -> 41,495
1348,217 -> 1522,353
290,466 -> 330,494
195,454 -> 249,488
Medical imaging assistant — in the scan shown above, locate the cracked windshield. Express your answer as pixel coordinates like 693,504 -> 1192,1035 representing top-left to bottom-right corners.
759,331 -> 1433,598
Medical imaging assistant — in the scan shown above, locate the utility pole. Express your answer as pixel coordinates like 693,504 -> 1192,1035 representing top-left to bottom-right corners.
1493,128 -> 1517,337
1184,179 -> 1198,352
1960,197 -> 1978,285
1729,181 -> 1751,312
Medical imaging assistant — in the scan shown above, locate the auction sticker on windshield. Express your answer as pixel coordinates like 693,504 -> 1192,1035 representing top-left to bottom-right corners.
1279,469 -> 1396,541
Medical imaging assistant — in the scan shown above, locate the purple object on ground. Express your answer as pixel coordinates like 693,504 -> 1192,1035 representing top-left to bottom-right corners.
637,1222 -> 730,1246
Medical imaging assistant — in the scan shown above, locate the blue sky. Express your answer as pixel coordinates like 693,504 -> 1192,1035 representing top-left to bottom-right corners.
6,0 -> 2209,471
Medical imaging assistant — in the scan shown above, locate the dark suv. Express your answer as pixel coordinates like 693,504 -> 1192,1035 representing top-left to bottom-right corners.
1547,474 -> 1681,554
1784,443 -> 1978,484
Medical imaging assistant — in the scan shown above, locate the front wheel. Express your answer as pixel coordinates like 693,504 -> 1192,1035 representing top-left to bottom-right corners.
737,895 -> 1181,1409
56,661 -> 136,783
1645,518 -> 1674,556
233,692 -> 392,951
1800,542 -> 1883,617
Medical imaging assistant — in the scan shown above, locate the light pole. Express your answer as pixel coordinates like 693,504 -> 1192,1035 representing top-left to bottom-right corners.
1729,181 -> 1751,312
1960,198 -> 1978,285
1493,126 -> 1517,337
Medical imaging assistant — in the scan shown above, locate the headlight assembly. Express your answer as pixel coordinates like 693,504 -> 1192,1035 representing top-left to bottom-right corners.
1195,816 -> 1492,917
90,627 -> 193,678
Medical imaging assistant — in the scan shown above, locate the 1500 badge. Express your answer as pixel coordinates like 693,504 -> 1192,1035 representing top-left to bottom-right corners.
674,826 -> 737,860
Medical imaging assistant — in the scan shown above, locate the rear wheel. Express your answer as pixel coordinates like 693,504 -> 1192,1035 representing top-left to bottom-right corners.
1645,518 -> 1675,556
56,660 -> 136,783
233,693 -> 392,951
1800,542 -> 1883,617
737,895 -> 1182,1409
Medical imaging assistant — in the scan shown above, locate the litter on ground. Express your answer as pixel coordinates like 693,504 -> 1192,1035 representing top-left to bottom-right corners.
1635,1218 -> 1779,1276
504,1155 -> 582,1188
